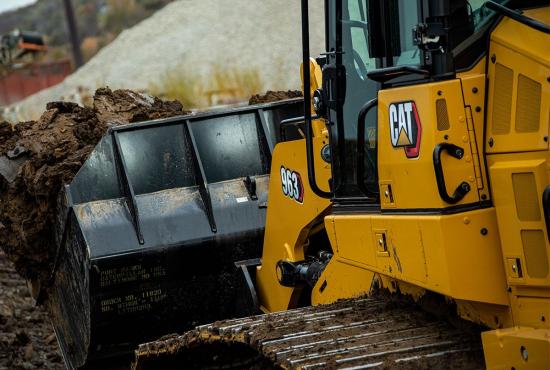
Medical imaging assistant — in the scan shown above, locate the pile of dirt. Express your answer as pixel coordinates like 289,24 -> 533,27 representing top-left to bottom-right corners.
249,90 -> 303,105
0,250 -> 63,370
0,88 -> 188,284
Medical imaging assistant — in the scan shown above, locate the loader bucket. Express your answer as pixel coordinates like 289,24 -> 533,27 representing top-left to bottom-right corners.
47,99 -> 303,369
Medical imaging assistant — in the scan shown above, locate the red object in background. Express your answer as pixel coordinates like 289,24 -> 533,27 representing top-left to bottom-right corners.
0,60 -> 72,106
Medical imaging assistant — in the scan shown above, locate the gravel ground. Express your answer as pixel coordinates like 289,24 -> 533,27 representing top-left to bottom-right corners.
8,0 -> 324,121
0,250 -> 64,370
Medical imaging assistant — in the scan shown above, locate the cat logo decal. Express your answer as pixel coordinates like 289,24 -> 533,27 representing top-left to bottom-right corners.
389,101 -> 422,158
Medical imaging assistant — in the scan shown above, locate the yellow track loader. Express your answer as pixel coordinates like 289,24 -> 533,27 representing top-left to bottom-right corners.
130,0 -> 550,368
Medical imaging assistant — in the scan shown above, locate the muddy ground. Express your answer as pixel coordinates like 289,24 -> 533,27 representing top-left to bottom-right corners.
0,250 -> 63,370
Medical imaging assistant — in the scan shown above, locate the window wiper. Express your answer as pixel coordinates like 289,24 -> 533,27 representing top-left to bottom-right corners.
485,1 -> 550,34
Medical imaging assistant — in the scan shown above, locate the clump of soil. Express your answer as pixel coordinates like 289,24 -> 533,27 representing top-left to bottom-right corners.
0,88 -> 188,284
249,90 -> 302,105
0,250 -> 64,370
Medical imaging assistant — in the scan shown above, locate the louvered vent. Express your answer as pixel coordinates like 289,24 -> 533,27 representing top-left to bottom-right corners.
436,99 -> 450,131
512,172 -> 541,221
515,74 -> 541,133
492,63 -> 513,135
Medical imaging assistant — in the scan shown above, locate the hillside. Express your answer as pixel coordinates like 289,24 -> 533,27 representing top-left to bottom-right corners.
7,0 -> 325,121
0,0 -> 174,60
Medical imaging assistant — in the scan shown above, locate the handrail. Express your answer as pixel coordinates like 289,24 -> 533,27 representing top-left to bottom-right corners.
356,98 -> 379,198
485,1 -> 550,34
302,0 -> 332,199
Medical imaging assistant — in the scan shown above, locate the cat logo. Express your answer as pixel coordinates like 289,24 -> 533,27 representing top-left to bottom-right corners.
388,101 -> 422,158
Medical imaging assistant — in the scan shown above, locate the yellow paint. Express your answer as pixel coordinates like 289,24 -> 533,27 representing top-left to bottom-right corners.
256,134 -> 331,313
323,208 -> 509,308
483,327 -> 550,369
377,79 -> 482,209
256,59 -> 331,313
310,258 -> 375,306
485,9 -> 550,154
481,7 -> 550,365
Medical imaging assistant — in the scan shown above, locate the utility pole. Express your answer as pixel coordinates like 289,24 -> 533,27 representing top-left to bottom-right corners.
62,0 -> 84,68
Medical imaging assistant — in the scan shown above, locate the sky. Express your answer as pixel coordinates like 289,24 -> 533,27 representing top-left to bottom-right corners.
0,0 -> 37,14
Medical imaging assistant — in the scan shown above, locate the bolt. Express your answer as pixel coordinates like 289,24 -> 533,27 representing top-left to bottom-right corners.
521,346 -> 528,361
437,90 -> 443,96
481,194 -> 487,200
507,287 -> 512,292
472,87 -> 478,94
545,136 -> 548,142
475,106 -> 482,112
481,228 -> 488,236
491,54 -> 496,64
542,316 -> 546,323
444,134 -> 449,140
489,137 -> 494,147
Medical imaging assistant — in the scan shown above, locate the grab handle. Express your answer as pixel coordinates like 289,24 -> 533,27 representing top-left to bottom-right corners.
432,143 -> 471,204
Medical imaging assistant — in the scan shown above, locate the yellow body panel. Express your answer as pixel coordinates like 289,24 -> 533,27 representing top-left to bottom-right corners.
378,79 -> 483,209
255,129 -> 331,313
488,152 -> 550,287
324,208 -> 508,307
483,327 -> 550,369
256,60 -> 332,313
485,10 -> 550,154
457,60 -> 491,198
310,258 -> 374,306
481,7 -> 550,366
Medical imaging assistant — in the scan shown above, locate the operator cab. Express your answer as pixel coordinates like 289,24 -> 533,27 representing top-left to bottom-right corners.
304,0 -> 525,205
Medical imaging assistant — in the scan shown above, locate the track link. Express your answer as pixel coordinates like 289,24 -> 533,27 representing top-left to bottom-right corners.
134,297 -> 485,369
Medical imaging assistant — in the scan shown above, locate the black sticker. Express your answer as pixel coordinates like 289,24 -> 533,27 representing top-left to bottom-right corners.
280,166 -> 304,203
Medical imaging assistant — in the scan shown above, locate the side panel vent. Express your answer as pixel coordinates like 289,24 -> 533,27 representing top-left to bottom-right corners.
436,99 -> 450,131
512,172 -> 541,221
492,63 -> 513,135
521,230 -> 548,278
515,74 -> 541,133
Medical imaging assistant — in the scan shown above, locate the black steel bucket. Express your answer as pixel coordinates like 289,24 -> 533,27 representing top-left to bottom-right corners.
48,99 -> 303,368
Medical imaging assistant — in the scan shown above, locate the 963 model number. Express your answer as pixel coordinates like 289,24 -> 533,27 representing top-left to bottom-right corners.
280,166 -> 304,204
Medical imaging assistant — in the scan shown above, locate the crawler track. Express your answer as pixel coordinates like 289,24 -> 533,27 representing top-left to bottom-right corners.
134,297 -> 485,369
